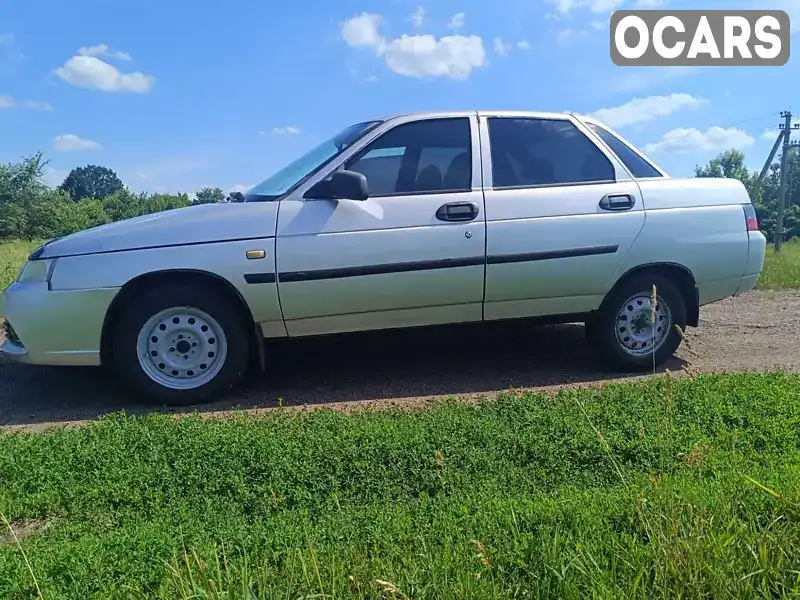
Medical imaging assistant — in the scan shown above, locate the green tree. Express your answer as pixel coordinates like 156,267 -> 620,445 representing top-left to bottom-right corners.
141,192 -> 192,215
59,165 -> 124,202
0,152 -> 50,239
194,186 -> 226,204
694,149 -> 752,181
103,188 -> 145,222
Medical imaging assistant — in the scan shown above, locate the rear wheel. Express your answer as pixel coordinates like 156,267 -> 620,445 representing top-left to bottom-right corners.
112,283 -> 250,405
590,274 -> 687,371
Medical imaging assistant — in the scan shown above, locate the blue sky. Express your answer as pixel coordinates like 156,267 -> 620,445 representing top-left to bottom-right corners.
1,0 -> 798,196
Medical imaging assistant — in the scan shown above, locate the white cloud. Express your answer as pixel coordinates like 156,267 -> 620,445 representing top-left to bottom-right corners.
761,129 -> 780,141
517,40 -> 531,50
77,44 -> 132,61
635,0 -> 668,7
447,12 -> 466,31
273,126 -> 300,135
340,13 -> 384,48
494,37 -> 510,56
52,134 -> 101,151
590,19 -> 607,30
590,93 -> 708,128
0,94 -> 53,110
644,127 -> 754,154
340,13 -> 487,80
382,34 -> 487,80
408,6 -> 426,28
54,53 -> 155,93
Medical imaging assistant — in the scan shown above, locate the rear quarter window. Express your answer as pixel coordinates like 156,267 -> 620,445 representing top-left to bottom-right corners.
586,123 -> 663,179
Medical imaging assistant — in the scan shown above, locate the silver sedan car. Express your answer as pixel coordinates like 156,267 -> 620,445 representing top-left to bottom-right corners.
1,110 -> 767,403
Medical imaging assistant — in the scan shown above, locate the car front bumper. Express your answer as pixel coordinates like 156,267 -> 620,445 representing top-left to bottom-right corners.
0,281 -> 120,367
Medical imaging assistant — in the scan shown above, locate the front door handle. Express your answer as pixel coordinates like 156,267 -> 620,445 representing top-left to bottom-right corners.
599,194 -> 635,211
436,201 -> 479,222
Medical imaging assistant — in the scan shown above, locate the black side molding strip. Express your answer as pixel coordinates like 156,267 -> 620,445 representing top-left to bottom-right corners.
278,256 -> 485,283
487,244 -> 618,265
245,245 -> 619,284
244,273 -> 277,284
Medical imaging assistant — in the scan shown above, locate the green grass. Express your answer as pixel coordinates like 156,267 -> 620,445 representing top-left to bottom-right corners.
1,373 -> 800,599
0,239 -> 43,291
757,239 -> 800,290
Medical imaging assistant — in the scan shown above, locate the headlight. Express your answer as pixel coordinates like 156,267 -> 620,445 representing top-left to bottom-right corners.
17,259 -> 55,283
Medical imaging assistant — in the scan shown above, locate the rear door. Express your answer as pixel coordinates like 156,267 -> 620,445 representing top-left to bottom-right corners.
275,114 -> 487,336
478,113 -> 646,320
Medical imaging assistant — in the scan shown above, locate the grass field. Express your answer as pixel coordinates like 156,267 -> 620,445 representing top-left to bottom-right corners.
2,237 -> 799,291
1,373 -> 799,599
0,239 -> 43,291
757,239 -> 800,289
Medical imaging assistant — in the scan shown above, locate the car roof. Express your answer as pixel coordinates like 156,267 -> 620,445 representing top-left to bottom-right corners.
371,109 -> 588,122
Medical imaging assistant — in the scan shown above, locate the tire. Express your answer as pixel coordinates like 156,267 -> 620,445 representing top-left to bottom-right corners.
590,274 -> 687,372
111,283 -> 250,405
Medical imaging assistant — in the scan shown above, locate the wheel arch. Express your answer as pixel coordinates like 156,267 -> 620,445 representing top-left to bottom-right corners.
100,269 -> 264,368
605,262 -> 699,327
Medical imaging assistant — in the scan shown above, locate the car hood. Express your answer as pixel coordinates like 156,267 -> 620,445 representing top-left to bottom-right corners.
39,202 -> 278,259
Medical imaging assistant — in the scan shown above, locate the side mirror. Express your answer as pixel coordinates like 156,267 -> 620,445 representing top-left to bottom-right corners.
305,169 -> 369,201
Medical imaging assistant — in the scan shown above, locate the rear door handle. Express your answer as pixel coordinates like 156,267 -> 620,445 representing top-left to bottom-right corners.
599,194 -> 635,211
436,201 -> 479,222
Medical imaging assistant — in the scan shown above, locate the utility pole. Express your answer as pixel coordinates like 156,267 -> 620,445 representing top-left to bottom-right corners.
775,111 -> 797,252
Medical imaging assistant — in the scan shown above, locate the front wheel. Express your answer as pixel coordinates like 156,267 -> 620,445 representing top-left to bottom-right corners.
590,274 -> 687,371
111,284 -> 250,405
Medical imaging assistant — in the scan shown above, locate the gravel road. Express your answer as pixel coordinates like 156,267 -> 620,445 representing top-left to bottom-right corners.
1,289 -> 798,431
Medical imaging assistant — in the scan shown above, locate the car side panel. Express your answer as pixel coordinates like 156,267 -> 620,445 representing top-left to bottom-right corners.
611,200 -> 750,306
48,237 -> 286,338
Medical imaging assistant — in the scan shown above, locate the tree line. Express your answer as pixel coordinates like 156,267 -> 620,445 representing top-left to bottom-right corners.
1,148 -> 798,242
0,152 -> 230,240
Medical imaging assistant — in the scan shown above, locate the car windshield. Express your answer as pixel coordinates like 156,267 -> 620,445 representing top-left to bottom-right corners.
245,120 -> 382,201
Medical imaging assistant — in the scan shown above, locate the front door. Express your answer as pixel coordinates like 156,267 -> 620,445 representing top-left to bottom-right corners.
275,115 -> 487,337
478,114 -> 646,320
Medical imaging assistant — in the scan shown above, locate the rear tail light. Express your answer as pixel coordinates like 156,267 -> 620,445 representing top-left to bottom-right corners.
743,204 -> 759,232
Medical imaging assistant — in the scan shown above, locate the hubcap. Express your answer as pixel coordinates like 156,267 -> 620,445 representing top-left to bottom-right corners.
614,293 -> 671,357
136,307 -> 228,390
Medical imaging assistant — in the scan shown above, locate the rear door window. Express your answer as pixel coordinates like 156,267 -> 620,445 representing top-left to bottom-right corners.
487,118 -> 615,188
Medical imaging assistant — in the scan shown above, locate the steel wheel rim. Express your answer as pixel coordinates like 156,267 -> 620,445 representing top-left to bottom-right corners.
136,307 -> 228,390
614,292 -> 672,357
